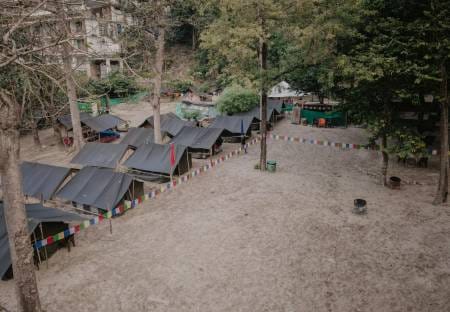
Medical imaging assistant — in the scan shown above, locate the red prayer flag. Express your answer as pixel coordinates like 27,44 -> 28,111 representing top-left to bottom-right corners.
170,143 -> 176,167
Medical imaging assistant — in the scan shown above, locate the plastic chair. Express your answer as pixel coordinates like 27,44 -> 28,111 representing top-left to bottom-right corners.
318,118 -> 327,128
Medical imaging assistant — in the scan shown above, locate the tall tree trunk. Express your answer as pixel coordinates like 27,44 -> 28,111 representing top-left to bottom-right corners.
51,116 -> 63,145
259,37 -> 268,171
62,46 -> 83,152
152,26 -> 165,144
319,94 -> 324,104
381,133 -> 389,186
0,90 -> 42,312
192,27 -> 196,51
48,85 -> 63,145
30,117 -> 41,148
433,64 -> 449,205
28,104 -> 41,148
105,94 -> 111,114
57,3 -> 83,152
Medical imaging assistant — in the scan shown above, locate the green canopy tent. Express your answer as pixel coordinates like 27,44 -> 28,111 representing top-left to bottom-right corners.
300,109 -> 347,127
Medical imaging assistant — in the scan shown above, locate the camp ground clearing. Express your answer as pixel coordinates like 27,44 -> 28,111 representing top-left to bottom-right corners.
1,100 -> 450,311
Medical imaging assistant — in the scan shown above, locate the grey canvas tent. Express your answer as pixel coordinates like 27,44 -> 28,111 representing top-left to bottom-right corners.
124,143 -> 191,176
139,113 -> 196,137
235,103 -> 282,123
70,142 -> 129,169
0,202 -> 85,279
82,114 -> 125,132
120,127 -> 159,148
57,112 -> 92,130
209,115 -> 254,137
171,126 -> 224,156
21,162 -> 72,200
56,167 -> 143,212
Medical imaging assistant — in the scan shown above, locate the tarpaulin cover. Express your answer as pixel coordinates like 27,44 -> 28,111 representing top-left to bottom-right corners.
209,116 -> 254,135
140,113 -> 196,137
71,142 -> 129,169
235,103 -> 283,122
57,112 -> 92,130
124,143 -> 188,175
171,126 -> 224,150
301,109 -> 347,127
0,202 -> 85,278
21,162 -> 71,200
82,114 -> 125,132
56,167 -> 133,211
120,128 -> 156,148
268,101 -> 284,114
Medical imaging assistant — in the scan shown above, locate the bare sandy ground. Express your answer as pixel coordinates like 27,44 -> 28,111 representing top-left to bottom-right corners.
1,113 -> 450,311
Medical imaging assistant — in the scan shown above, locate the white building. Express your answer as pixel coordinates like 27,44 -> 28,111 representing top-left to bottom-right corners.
35,0 -> 132,79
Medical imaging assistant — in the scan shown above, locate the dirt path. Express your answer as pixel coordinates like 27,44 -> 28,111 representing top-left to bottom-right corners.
1,119 -> 450,311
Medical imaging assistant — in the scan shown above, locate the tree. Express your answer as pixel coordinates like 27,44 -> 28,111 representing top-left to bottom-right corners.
55,1 -> 84,152
0,1 -> 51,309
201,0 -> 293,170
124,0 -> 181,144
216,85 -> 258,114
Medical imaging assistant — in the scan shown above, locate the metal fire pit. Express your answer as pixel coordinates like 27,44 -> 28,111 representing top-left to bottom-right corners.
353,199 -> 367,215
389,176 -> 401,190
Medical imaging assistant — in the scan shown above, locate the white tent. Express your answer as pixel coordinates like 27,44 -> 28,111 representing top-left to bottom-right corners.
269,81 -> 303,98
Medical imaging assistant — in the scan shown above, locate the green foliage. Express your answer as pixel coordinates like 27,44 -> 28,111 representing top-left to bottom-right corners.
167,79 -> 194,93
197,81 -> 214,93
182,109 -> 201,120
388,129 -> 428,159
216,85 -> 258,114
86,72 -> 139,98
200,0 -> 295,88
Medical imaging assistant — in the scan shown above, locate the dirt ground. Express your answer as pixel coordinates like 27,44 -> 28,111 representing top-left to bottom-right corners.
1,107 -> 450,311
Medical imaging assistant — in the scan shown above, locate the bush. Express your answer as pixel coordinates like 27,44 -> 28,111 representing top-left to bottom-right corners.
168,79 -> 194,93
87,72 -> 139,98
216,85 -> 258,114
183,110 -> 201,121
388,129 -> 428,159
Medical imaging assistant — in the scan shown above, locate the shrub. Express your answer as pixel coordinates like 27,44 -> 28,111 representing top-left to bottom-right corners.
183,109 -> 201,121
168,79 -> 194,93
388,129 -> 428,159
216,85 -> 258,114
87,72 -> 139,98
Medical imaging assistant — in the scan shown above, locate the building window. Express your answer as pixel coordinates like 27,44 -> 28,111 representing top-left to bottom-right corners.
99,23 -> 107,36
76,39 -> 85,50
75,21 -> 83,33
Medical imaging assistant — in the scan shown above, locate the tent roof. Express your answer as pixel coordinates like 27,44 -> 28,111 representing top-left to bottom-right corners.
120,128 -> 156,148
21,162 -> 72,200
57,112 -> 91,130
86,0 -> 109,9
209,116 -> 254,135
236,107 -> 276,122
235,102 -> 283,122
70,143 -> 129,169
82,114 -> 125,132
124,143 -> 188,175
171,126 -> 224,150
0,202 -> 85,279
57,113 -> 124,132
268,101 -> 284,113
139,113 -> 196,137
56,167 -> 133,211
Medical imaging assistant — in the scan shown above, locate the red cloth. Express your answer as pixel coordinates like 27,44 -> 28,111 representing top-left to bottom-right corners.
170,143 -> 176,167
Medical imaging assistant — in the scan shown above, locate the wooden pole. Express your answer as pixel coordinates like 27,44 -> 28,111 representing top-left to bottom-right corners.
186,152 -> 190,172
39,224 -> 48,269
32,231 -> 42,269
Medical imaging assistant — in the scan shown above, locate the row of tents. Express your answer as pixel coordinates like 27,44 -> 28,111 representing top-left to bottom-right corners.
2,103 -> 286,279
